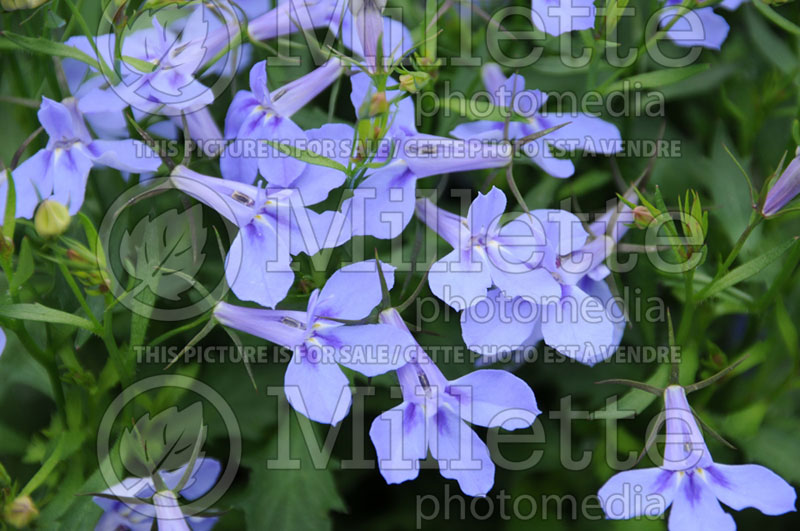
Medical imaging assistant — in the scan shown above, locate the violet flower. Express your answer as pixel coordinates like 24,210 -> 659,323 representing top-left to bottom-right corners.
456,193 -> 632,365
369,307 -> 540,496
214,260 -> 416,424
416,186 -> 567,311
220,59 -> 344,185
93,457 -> 221,531
450,63 -> 622,179
530,0 -> 597,37
598,385 -> 796,529
11,97 -> 161,218
170,158 -> 350,309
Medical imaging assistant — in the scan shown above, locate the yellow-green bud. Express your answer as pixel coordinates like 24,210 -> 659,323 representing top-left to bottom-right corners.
369,92 -> 389,117
1,0 -> 47,10
399,72 -> 430,94
3,495 -> 38,529
34,200 -> 71,238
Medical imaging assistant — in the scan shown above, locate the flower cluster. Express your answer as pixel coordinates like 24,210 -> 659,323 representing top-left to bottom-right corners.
1,1 -> 797,530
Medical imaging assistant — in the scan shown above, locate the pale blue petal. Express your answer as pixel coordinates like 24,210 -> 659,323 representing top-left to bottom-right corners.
448,369 -> 540,430
370,402 -> 427,484
598,468 -> 678,519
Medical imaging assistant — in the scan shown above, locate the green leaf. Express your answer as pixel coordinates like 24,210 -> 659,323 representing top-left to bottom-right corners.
601,64 -> 711,94
590,364 -> 669,420
0,303 -> 99,332
244,409 -> 346,530
0,32 -> 100,71
263,140 -> 348,173
752,0 -> 800,35
695,238 -> 799,301
122,55 -> 156,73
10,237 -> 34,292
442,97 -> 528,123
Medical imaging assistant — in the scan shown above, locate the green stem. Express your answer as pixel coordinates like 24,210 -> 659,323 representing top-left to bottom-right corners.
719,214 -> 762,272
103,301 -> 133,386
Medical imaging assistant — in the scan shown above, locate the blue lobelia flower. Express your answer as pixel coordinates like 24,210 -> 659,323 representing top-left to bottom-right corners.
11,97 -> 161,218
598,385 -> 796,530
170,161 -> 350,309
450,63 -> 622,178
342,75 -> 513,240
530,0 -> 597,37
427,190 -> 628,365
659,0 -> 746,50
220,59 -> 344,185
214,260 -> 416,424
415,186 -> 565,312
93,457 -> 221,531
369,307 -> 540,497
762,149 -> 800,217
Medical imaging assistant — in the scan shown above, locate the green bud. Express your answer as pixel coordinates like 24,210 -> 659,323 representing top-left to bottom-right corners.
0,0 -> 47,10
369,92 -> 389,117
3,495 -> 38,529
399,72 -> 430,94
34,200 -> 71,238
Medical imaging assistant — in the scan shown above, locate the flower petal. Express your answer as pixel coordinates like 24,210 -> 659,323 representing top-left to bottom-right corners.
284,349 -> 352,425
369,401 -> 427,485
668,472 -> 735,531
313,260 -> 395,321
320,323 -> 415,377
598,468 -> 678,519
706,464 -> 797,516
448,369 -> 540,430
429,409 -> 495,497
429,249 -> 493,311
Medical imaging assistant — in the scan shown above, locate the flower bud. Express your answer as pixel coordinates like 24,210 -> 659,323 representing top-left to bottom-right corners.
3,495 -> 38,529
632,205 -> 655,229
762,150 -> 800,217
34,200 -> 70,238
0,0 -> 46,9
399,72 -> 430,94
368,92 -> 389,117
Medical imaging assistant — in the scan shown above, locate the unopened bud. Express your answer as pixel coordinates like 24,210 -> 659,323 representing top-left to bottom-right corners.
34,200 -> 70,238
0,0 -> 46,9
633,206 -> 655,229
3,495 -> 38,529
369,92 -> 389,117
399,72 -> 430,94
